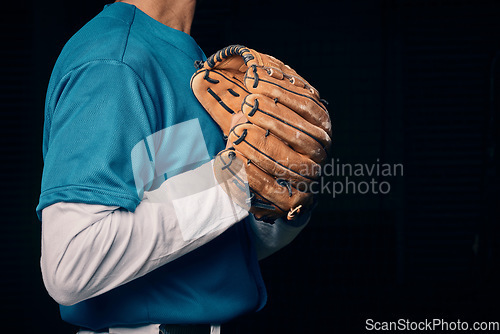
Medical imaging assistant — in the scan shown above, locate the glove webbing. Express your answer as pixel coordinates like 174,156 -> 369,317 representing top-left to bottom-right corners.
207,45 -> 254,69
194,45 -> 254,70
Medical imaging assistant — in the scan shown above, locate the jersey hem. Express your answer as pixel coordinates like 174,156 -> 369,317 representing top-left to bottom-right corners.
37,185 -> 139,220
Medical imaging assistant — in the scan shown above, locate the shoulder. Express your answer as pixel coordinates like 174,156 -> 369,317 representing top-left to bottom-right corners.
45,3 -> 164,111
51,3 -> 152,80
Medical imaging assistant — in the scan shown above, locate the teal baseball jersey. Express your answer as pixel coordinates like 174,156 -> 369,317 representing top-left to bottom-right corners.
37,3 -> 266,330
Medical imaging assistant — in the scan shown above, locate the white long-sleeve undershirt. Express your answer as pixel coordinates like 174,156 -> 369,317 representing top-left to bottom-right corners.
40,160 -> 309,306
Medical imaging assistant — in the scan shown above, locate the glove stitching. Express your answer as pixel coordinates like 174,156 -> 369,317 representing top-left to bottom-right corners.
204,70 -> 249,92
234,137 -> 318,181
249,191 -> 284,212
242,100 -> 328,152
207,88 -> 235,114
203,69 -> 219,84
253,77 -> 328,113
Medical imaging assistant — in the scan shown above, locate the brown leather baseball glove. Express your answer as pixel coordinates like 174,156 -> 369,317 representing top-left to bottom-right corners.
191,45 -> 332,222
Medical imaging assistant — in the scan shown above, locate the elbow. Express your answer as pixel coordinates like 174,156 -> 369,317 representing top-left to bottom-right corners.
39,202 -> 116,306
41,259 -> 87,306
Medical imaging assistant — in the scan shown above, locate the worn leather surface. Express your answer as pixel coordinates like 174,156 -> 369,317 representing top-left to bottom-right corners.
191,45 -> 332,221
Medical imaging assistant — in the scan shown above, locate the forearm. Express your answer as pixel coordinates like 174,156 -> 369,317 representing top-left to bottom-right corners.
41,160 -> 248,306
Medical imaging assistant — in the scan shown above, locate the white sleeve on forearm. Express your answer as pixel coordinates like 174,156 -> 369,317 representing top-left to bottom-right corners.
41,160 -> 248,306
249,211 -> 311,261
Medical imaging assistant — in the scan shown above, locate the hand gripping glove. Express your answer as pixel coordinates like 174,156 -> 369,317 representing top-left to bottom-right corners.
191,45 -> 332,222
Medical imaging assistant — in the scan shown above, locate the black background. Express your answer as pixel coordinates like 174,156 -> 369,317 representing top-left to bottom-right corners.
1,0 -> 499,333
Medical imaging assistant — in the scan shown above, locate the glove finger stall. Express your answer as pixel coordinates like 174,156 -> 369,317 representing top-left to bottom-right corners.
242,155 -> 314,220
213,149 -> 251,212
242,93 -> 331,163
228,123 -> 321,185
244,66 -> 332,138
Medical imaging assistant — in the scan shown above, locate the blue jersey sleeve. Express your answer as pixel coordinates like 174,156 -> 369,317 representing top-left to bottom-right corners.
37,60 -> 159,219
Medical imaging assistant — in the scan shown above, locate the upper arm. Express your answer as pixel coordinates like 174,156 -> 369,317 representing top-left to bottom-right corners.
38,60 -> 158,217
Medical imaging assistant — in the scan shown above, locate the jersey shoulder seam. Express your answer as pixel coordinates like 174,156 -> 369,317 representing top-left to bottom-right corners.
120,5 -> 136,62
